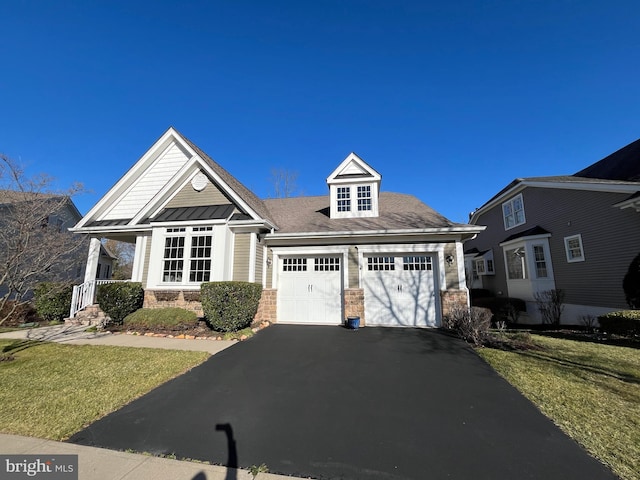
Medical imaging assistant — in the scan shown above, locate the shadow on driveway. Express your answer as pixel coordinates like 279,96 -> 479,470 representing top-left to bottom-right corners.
69,325 -> 617,480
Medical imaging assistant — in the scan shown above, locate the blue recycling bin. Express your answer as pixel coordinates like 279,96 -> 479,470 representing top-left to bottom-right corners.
346,316 -> 360,330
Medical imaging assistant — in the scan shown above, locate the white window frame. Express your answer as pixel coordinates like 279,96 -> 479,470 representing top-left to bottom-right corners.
161,226 -> 214,285
532,244 -> 548,278
502,193 -> 526,230
564,234 -> 585,263
330,183 -> 378,218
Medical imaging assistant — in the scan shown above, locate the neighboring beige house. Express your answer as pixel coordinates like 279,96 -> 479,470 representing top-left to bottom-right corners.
465,138 -> 640,324
70,127 -> 483,327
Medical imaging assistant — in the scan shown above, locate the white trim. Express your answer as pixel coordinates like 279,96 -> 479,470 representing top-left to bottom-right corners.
249,232 -> 257,282
564,234 -> 586,262
131,235 -> 147,282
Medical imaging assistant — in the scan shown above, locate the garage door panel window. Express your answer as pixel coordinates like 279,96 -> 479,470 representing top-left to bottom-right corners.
403,256 -> 432,271
368,256 -> 395,271
315,257 -> 340,271
283,258 -> 307,271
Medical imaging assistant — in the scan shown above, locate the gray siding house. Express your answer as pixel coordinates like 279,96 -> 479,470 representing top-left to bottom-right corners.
70,127 -> 483,327
465,138 -> 640,324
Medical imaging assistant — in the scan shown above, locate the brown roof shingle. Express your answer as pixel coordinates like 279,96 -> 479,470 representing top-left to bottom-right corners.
264,192 -> 458,234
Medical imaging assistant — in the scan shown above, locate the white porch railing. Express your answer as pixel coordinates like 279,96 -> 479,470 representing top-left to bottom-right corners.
69,279 -> 126,318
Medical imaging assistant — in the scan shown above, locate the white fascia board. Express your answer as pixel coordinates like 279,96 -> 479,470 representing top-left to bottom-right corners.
499,233 -> 551,248
69,224 -> 152,235
471,180 -> 640,223
326,152 -> 382,184
228,220 -> 277,232
75,127 -> 182,229
267,226 -> 485,242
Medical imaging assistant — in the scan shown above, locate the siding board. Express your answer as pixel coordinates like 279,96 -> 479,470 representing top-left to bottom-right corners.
233,234 -> 251,281
468,186 -> 640,310
167,178 -> 231,208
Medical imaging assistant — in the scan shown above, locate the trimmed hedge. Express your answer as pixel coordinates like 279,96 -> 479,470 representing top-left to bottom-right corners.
34,282 -> 73,322
123,307 -> 199,332
201,281 -> 262,332
598,310 -> 640,336
96,282 -> 144,324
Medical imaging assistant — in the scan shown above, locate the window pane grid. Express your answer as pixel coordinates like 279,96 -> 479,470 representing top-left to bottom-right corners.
163,235 -> 185,282
403,256 -> 432,271
283,258 -> 307,271
357,185 -> 372,211
533,245 -> 548,278
337,187 -> 351,212
368,256 -> 395,271
506,248 -> 526,279
189,235 -> 213,282
315,257 -> 340,271
503,194 -> 525,229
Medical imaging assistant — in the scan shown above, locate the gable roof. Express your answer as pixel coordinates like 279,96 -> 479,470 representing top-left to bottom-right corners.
326,152 -> 382,184
72,127 -> 276,232
264,192 -> 479,236
0,190 -> 82,219
574,137 -> 640,181
179,131 -> 275,225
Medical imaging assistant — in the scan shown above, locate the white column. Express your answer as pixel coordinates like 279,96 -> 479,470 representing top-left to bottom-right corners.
131,235 -> 147,283
248,232 -> 257,283
84,237 -> 102,283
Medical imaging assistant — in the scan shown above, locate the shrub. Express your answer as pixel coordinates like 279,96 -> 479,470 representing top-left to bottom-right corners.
34,282 -> 73,322
201,282 -> 262,332
96,282 -> 144,324
0,301 -> 39,326
622,252 -> 640,309
123,308 -> 199,332
444,305 -> 492,346
472,297 -> 526,324
535,289 -> 565,325
598,310 -> 640,336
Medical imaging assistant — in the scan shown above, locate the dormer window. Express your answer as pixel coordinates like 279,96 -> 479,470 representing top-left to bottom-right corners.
327,153 -> 382,219
357,185 -> 372,211
337,187 -> 351,212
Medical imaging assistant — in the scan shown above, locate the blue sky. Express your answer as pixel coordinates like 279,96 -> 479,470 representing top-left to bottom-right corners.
1,0 -> 639,223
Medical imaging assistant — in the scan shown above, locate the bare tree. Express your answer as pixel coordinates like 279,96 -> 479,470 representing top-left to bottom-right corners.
0,154 -> 85,325
104,239 -> 135,280
269,168 -> 300,198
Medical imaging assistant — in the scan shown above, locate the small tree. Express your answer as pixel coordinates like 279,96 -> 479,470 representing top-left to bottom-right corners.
0,154 -> 84,325
104,239 -> 135,280
269,168 -> 300,198
622,252 -> 640,309
534,289 -> 565,325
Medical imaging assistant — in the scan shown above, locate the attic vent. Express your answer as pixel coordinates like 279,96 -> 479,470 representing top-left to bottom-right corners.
191,172 -> 208,191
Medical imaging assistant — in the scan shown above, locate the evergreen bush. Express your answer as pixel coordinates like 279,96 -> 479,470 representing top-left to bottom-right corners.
598,310 -> 640,336
201,281 -> 262,332
622,252 -> 640,309
96,282 -> 144,324
34,282 -> 73,322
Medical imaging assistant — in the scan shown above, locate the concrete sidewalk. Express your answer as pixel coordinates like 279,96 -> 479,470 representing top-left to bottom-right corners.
0,324 -> 236,355
0,434 -> 304,480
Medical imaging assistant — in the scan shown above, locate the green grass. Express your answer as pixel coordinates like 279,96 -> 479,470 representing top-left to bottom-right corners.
478,335 -> 640,480
0,340 -> 209,441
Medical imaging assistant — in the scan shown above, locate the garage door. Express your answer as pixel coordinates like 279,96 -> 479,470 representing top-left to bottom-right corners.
277,256 -> 343,324
363,255 -> 438,327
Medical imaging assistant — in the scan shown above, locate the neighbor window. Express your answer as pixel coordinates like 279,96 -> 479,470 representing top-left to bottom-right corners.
564,234 -> 585,262
502,194 -> 525,230
337,187 -> 351,212
533,245 -> 548,278
505,247 -> 527,279
474,259 -> 485,274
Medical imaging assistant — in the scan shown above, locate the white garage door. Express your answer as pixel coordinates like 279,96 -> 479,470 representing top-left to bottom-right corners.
364,255 -> 438,327
277,256 -> 343,324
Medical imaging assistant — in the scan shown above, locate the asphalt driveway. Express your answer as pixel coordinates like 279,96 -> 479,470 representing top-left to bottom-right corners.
69,325 -> 617,480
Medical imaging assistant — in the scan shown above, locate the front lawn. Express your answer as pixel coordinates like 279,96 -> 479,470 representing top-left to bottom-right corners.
478,335 -> 640,480
0,340 -> 209,441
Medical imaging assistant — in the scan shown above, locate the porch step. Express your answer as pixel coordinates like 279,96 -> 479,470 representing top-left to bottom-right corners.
65,304 -> 109,327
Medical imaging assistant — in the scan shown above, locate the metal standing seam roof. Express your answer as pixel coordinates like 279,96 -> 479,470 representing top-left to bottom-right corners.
152,204 -> 235,222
